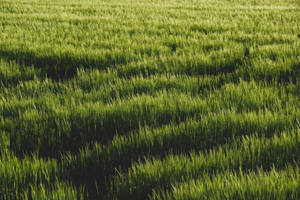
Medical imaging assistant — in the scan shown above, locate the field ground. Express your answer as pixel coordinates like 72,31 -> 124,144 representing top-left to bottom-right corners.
0,0 -> 299,199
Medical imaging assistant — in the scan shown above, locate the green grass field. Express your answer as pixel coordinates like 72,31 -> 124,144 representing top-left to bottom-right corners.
0,0 -> 299,199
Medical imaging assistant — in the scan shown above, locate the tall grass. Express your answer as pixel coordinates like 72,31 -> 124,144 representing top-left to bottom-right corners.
112,130 -> 300,199
64,110 -> 299,192
151,166 -> 300,200
0,0 -> 299,198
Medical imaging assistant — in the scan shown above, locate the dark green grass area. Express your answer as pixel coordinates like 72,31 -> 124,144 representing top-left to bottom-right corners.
0,0 -> 299,199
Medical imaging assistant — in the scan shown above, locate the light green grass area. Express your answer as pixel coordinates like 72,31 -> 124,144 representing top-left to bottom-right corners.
0,0 -> 299,199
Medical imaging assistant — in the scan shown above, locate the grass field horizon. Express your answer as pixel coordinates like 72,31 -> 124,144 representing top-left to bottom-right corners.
0,0 -> 299,199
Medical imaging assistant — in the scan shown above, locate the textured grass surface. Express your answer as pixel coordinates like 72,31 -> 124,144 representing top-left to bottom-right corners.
0,0 -> 299,199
